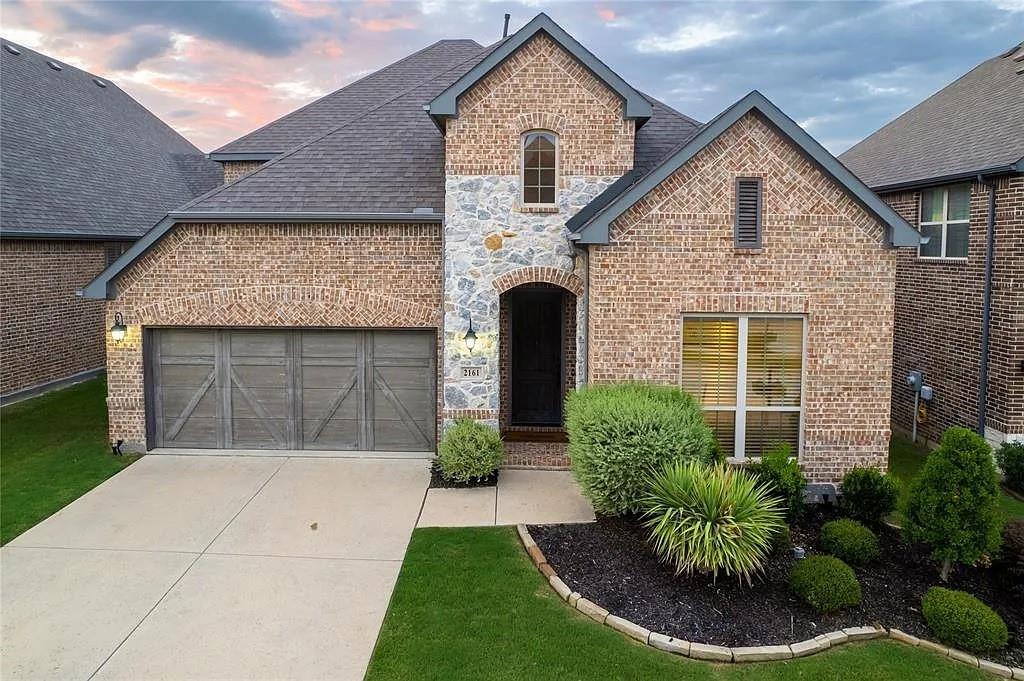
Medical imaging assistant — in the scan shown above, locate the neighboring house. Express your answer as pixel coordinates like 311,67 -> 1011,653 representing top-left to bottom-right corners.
841,43 -> 1024,447
0,40 -> 220,402
84,14 -> 918,482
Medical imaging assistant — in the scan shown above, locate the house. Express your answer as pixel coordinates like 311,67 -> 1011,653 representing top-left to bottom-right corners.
83,14 -> 918,482
840,43 -> 1024,448
0,40 -> 220,402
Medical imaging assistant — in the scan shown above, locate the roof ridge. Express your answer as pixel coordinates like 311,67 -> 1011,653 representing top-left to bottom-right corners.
210,38 -> 483,154
175,41 -> 494,213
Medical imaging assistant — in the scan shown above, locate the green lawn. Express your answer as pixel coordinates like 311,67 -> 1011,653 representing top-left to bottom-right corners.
889,435 -> 1024,520
366,526 -> 985,681
1,378 -> 139,544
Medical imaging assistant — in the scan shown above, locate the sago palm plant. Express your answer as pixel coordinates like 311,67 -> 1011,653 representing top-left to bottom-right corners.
641,460 -> 785,584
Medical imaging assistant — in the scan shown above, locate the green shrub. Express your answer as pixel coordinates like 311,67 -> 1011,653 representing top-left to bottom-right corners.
746,443 -> 806,520
903,427 -> 1002,581
840,467 -> 899,524
921,587 -> 1008,653
641,460 -> 784,583
996,441 -> 1024,493
789,555 -> 861,613
819,519 -> 879,565
566,384 -> 717,515
436,419 -> 504,483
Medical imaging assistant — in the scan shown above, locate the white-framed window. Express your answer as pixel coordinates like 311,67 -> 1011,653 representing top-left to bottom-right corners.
918,184 -> 970,259
521,131 -> 557,205
681,315 -> 805,459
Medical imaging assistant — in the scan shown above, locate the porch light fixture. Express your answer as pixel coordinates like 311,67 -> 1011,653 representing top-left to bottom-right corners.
109,312 -> 127,344
463,316 -> 478,354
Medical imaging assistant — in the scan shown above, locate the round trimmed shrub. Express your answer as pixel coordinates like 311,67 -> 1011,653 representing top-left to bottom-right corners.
840,466 -> 899,524
436,419 -> 504,483
641,460 -> 785,583
819,519 -> 879,565
996,441 -> 1024,494
921,587 -> 1008,653
903,427 -> 1002,581
566,383 -> 717,515
789,556 -> 861,613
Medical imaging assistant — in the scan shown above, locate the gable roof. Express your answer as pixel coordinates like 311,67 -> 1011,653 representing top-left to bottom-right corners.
0,39 -> 220,240
427,13 -> 652,129
82,19 -> 700,299
568,90 -> 919,248
840,43 -> 1024,191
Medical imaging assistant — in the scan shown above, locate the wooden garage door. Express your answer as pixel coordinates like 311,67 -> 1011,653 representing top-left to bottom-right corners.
149,329 -> 435,451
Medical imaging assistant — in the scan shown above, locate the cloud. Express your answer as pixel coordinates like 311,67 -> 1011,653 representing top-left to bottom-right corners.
271,80 -> 328,101
54,1 -> 307,56
353,16 -> 417,32
108,31 -> 174,70
634,18 -> 740,53
168,108 -> 200,118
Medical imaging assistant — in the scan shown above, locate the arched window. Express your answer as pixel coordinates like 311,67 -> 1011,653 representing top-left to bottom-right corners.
522,131 -> 557,205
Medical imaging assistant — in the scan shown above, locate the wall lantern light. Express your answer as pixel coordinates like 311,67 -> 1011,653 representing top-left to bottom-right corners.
463,316 -> 477,354
110,312 -> 127,344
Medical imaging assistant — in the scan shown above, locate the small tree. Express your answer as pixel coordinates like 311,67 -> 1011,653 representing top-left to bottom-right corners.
903,427 -> 1002,581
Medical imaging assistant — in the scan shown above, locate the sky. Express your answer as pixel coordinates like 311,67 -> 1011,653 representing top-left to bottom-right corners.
2,0 -> 1021,153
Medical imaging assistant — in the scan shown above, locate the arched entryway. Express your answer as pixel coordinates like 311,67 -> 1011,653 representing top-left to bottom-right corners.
498,282 -> 577,431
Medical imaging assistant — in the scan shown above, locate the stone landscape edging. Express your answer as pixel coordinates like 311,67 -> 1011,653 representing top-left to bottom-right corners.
515,524 -> 1023,678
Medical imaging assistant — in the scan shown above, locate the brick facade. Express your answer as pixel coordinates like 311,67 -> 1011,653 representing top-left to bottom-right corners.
1,239 -> 119,397
444,32 -> 634,177
440,30 -> 632,459
105,222 -> 442,449
221,160 -> 265,184
884,174 -> 1024,445
588,112 -> 898,483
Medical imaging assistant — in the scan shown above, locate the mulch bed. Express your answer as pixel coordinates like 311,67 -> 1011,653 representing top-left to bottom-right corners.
428,462 -> 498,489
530,507 -> 1023,667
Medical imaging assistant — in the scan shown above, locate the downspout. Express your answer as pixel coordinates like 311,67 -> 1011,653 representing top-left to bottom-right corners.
976,174 -> 997,436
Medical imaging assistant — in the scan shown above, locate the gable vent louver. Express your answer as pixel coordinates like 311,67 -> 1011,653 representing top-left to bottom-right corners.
735,177 -> 763,249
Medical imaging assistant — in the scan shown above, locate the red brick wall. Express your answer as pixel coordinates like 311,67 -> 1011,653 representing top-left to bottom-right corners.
105,222 -> 442,448
444,32 -> 634,177
588,112 -> 898,483
222,160 -> 265,184
884,174 -> 1024,444
0,239 -> 115,396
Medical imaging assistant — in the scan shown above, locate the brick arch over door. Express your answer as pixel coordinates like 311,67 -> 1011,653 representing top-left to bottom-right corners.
492,267 -> 583,297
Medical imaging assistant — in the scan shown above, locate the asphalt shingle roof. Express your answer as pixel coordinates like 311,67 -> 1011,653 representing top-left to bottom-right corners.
189,37 -> 701,215
840,43 -> 1024,190
0,40 -> 220,239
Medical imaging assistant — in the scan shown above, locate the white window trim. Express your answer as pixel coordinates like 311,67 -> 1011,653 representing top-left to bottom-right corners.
520,130 -> 559,208
918,185 -> 970,260
680,314 -> 807,461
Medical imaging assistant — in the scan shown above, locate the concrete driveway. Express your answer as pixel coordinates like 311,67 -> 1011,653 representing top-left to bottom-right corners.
1,455 -> 431,681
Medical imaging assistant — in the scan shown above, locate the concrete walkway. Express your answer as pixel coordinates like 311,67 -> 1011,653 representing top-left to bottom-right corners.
1,455 -> 593,681
418,469 -> 594,527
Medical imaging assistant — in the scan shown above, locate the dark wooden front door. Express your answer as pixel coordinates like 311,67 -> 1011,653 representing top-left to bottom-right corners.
508,289 -> 564,426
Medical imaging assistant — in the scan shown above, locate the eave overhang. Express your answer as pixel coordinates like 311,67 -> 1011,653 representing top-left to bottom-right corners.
206,152 -> 280,162
427,13 -> 652,131
568,90 -> 920,249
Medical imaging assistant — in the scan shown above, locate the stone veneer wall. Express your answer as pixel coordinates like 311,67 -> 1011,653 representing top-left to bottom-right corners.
441,31 -> 634,429
105,222 -> 441,449
588,112 -> 899,484
883,174 -> 1024,446
0,239 -> 115,396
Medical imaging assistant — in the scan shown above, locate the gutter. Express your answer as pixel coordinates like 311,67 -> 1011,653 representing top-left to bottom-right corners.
205,152 -> 280,162
870,161 -> 1022,194
976,174 -> 998,436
